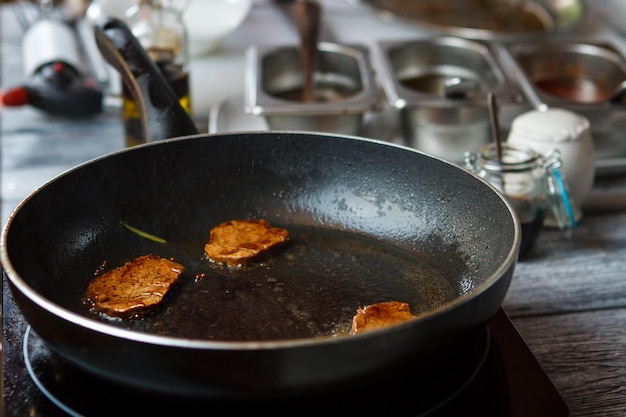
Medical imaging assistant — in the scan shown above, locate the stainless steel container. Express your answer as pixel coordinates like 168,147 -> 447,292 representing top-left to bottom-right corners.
376,36 -> 523,163
495,40 -> 626,159
351,0 -> 586,40
244,42 -> 380,135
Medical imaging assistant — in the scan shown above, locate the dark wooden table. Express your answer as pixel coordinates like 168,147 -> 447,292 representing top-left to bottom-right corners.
2,1 -> 626,416
503,198 -> 626,416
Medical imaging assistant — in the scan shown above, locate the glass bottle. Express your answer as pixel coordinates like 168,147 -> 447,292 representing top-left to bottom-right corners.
123,0 -> 191,147
465,143 -> 576,258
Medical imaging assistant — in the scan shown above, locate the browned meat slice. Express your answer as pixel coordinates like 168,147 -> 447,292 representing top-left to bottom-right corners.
84,254 -> 185,318
204,219 -> 289,266
350,301 -> 414,335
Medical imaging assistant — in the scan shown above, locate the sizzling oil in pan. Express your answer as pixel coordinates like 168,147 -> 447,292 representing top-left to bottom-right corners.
83,225 -> 455,341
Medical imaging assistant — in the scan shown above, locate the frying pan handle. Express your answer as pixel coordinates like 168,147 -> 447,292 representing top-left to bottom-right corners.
93,17 -> 199,142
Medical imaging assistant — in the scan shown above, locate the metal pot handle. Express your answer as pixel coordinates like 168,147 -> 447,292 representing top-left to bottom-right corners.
93,17 -> 199,142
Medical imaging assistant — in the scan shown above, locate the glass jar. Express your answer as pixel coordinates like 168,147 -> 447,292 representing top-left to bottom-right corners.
123,0 -> 191,147
465,143 -> 576,258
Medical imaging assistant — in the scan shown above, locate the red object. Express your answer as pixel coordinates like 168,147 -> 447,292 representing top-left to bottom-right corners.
2,86 -> 29,106
52,61 -> 65,73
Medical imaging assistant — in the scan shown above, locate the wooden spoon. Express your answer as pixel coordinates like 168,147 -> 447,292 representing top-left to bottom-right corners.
488,92 -> 503,161
294,0 -> 321,102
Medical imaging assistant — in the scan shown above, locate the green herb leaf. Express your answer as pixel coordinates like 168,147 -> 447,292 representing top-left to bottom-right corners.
121,221 -> 167,244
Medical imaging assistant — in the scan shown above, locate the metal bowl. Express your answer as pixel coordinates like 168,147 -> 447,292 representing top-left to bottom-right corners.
350,0 -> 585,40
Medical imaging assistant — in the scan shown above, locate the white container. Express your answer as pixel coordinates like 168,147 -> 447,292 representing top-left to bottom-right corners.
183,0 -> 252,56
507,107 -> 595,223
86,0 -> 252,56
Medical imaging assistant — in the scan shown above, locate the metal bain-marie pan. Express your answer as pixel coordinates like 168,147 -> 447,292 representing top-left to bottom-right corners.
244,42 -> 380,136
495,39 -> 626,160
376,36 -> 524,163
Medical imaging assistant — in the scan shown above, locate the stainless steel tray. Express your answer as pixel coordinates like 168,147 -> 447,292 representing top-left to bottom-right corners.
209,96 -> 626,177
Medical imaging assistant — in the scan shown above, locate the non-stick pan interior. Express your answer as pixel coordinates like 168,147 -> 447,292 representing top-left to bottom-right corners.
3,132 -> 518,342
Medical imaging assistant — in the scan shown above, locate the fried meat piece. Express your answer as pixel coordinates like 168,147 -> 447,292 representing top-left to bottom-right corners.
350,301 -> 414,335
204,219 -> 289,266
85,254 -> 185,318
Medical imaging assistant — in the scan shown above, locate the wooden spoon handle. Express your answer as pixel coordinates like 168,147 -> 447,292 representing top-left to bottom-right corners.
294,0 -> 321,103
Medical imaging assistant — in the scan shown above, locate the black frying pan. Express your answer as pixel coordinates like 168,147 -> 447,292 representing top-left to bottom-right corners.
0,17 -> 520,397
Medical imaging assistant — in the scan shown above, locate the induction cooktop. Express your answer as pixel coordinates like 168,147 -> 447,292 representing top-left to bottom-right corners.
2,279 -> 568,417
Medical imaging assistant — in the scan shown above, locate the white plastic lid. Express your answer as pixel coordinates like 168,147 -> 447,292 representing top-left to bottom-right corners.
510,108 -> 590,143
